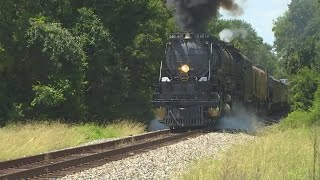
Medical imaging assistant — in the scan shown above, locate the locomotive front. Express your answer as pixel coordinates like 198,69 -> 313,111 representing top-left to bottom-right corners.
153,32 -> 223,128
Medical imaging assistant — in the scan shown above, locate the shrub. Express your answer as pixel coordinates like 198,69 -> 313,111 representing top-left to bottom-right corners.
279,86 -> 320,129
289,67 -> 319,111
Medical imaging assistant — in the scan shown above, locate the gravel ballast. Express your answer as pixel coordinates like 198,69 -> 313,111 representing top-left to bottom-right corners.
60,132 -> 254,180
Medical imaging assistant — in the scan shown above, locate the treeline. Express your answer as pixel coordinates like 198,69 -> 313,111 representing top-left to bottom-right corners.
0,0 -> 283,125
273,0 -> 320,114
0,0 -> 174,125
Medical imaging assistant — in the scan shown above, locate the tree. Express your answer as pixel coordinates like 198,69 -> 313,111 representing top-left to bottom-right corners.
272,0 -> 320,111
289,68 -> 319,110
73,8 -> 129,121
273,0 -> 320,75
27,18 -> 87,120
0,0 -> 173,123
116,0 -> 172,120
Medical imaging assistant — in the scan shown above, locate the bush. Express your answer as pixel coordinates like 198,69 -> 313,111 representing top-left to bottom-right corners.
289,67 -> 319,111
309,87 -> 320,125
279,86 -> 320,129
279,110 -> 314,129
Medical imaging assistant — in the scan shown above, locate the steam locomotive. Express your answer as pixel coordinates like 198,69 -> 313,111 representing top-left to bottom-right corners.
152,32 -> 288,129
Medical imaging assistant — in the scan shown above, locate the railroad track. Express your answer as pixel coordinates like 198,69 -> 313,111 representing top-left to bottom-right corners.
0,129 -> 202,180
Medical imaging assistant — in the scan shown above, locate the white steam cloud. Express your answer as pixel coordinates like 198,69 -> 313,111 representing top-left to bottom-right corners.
219,28 -> 248,42
149,118 -> 169,132
215,104 -> 265,132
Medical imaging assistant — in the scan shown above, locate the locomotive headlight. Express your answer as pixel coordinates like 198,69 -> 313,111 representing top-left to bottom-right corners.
181,65 -> 190,73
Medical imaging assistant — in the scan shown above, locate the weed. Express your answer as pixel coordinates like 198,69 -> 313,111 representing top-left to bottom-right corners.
180,126 -> 320,180
0,120 -> 145,161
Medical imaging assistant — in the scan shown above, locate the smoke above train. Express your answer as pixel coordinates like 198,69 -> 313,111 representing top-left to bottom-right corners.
166,0 -> 245,32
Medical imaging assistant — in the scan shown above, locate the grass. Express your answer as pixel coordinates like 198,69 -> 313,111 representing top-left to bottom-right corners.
179,125 -> 320,180
0,120 -> 145,161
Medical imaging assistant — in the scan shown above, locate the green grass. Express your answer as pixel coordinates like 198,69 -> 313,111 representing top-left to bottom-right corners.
180,127 -> 320,180
0,120 -> 145,161
278,110 -> 320,129
179,125 -> 320,180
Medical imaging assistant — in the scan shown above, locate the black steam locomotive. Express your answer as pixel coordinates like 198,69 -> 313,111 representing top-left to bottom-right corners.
152,32 -> 288,129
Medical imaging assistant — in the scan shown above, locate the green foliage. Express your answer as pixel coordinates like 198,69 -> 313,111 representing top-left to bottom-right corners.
273,0 -> 320,75
27,18 -> 86,66
31,80 -> 71,107
280,86 -> 320,129
74,8 -> 113,52
280,111 -> 315,129
0,0 -> 173,123
313,86 -> 320,111
289,67 -> 319,111
272,0 -> 320,112
72,7 -> 130,120
6,104 -> 25,121
27,18 -> 87,120
113,0 -> 171,121
74,121 -> 146,139
309,87 -> 320,125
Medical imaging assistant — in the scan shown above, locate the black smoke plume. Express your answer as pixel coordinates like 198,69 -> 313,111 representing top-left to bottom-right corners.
167,0 -> 244,32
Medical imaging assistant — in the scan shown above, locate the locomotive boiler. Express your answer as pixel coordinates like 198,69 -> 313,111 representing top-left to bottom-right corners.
152,32 -> 288,129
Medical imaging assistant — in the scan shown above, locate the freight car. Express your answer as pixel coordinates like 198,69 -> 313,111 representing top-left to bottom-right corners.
152,32 -> 288,129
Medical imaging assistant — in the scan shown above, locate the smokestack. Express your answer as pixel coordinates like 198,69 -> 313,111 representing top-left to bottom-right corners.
167,0 -> 244,32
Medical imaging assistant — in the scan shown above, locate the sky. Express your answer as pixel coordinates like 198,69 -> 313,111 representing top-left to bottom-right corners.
220,0 -> 292,45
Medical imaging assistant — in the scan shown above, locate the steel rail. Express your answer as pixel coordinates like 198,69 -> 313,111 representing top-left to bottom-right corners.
0,130 -> 201,179
0,130 -> 171,179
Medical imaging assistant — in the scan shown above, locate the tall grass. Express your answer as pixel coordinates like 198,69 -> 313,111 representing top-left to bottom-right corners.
0,121 -> 145,161
180,126 -> 320,180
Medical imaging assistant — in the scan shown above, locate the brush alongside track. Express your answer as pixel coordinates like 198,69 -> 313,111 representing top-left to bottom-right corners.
0,130 -> 202,180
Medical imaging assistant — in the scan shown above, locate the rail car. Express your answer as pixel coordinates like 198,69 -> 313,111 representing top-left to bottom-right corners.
152,32 -> 288,129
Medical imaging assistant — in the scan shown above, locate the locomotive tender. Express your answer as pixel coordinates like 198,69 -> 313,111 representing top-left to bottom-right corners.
152,32 -> 288,129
